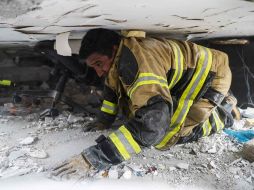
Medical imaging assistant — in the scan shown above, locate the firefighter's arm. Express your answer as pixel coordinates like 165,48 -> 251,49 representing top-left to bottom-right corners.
97,85 -> 118,126
82,95 -> 172,170
85,84 -> 118,132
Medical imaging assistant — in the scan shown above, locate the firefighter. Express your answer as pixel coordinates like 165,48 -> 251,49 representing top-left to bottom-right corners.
52,28 -> 238,178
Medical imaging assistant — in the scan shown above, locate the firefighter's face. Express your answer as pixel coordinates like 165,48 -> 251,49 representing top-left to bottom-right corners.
85,47 -> 117,77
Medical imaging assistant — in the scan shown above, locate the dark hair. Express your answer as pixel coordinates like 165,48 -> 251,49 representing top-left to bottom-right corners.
79,28 -> 121,59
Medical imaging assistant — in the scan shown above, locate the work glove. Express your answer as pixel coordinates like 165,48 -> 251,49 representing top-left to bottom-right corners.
51,154 -> 92,180
83,119 -> 107,132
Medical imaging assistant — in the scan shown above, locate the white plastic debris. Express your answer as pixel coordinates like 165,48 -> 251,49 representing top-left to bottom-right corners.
241,107 -> 254,118
19,137 -> 38,145
232,120 -> 246,130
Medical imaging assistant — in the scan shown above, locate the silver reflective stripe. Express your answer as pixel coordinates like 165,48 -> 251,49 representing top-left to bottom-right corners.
134,76 -> 168,85
101,100 -> 117,115
156,46 -> 212,149
171,47 -> 209,127
102,104 -> 115,111
168,41 -> 184,89
127,73 -> 169,98
115,130 -> 136,155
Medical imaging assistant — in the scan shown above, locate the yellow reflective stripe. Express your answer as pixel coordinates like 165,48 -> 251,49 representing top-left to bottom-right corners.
213,111 -> 224,132
109,133 -> 130,160
156,46 -> 212,149
127,73 -> 169,98
202,121 -> 207,136
207,120 -> 212,135
103,100 -> 117,107
101,100 -> 117,115
119,125 -> 141,154
168,41 -> 184,89
101,107 -> 115,115
0,80 -> 11,86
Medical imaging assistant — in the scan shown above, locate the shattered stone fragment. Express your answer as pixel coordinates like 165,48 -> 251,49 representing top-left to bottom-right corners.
121,168 -> 132,179
169,166 -> 177,171
26,149 -> 48,159
127,164 -> 145,177
207,146 -> 217,154
67,114 -> 84,123
208,161 -> 217,169
8,150 -> 26,161
176,162 -> 189,170
108,167 -> 119,179
242,138 -> 254,162
19,136 -> 38,145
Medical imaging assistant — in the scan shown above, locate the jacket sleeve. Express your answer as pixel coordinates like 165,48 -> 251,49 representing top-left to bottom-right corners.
82,95 -> 172,170
97,84 -> 118,126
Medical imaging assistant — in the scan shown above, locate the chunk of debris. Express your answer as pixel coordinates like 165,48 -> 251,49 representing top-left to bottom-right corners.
208,161 -> 217,169
126,164 -> 145,177
67,114 -> 84,123
19,137 -> 38,145
169,166 -> 177,171
121,167 -> 132,179
242,138 -> 254,162
176,162 -> 189,170
25,149 -> 48,159
108,167 -> 119,179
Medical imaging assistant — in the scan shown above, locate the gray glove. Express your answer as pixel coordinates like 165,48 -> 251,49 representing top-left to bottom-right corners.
51,154 -> 92,179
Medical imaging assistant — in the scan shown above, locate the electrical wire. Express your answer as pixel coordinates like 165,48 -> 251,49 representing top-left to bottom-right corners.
236,46 -> 254,108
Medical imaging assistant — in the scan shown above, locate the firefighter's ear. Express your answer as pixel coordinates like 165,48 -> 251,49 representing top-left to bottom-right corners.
117,45 -> 138,86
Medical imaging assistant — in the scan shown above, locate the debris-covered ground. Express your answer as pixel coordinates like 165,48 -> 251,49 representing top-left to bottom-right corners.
0,101 -> 254,190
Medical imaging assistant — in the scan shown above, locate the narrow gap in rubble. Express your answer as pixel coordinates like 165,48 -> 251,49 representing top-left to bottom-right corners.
60,25 -> 103,27
186,31 -> 208,35
13,26 -> 34,29
171,15 -> 204,21
83,15 -> 102,18
204,7 -> 241,17
105,19 -> 127,23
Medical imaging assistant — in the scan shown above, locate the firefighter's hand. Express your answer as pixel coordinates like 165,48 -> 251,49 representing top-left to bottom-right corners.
51,154 -> 91,179
83,120 -> 106,132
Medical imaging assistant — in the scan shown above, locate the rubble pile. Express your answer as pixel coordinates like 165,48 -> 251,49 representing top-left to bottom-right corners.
0,105 -> 254,189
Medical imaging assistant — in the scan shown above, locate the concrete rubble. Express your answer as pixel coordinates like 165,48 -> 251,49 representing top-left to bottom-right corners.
0,98 -> 254,189
242,139 -> 254,162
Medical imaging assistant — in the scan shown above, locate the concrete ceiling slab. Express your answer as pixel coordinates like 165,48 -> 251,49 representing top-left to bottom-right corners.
1,0 -> 254,41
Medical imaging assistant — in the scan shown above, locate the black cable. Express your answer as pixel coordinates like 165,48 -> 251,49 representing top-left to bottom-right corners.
236,47 -> 254,107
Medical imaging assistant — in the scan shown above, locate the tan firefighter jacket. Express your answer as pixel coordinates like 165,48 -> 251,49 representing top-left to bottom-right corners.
83,34 -> 231,170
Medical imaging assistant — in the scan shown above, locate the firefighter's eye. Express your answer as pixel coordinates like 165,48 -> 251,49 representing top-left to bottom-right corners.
94,61 -> 102,67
